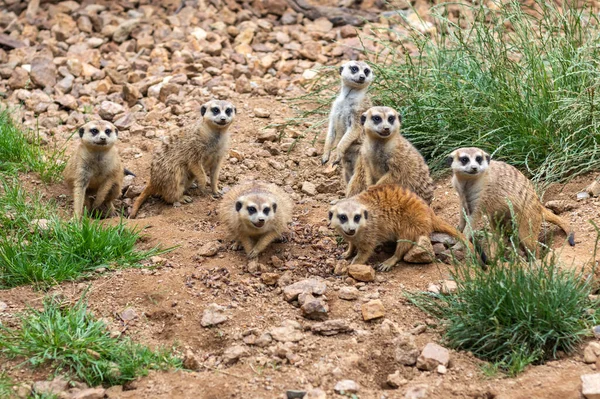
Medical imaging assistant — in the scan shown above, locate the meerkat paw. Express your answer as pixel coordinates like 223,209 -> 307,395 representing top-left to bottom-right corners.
247,248 -> 261,259
330,152 -> 342,166
230,242 -> 243,251
211,190 -> 223,199
377,261 -> 395,272
182,195 -> 193,203
342,249 -> 354,259
321,152 -> 330,165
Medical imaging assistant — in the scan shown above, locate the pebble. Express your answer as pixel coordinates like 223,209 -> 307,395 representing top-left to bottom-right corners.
403,236 -> 435,263
311,319 -> 354,336
417,342 -> 450,371
201,303 -> 228,327
361,299 -> 385,321
334,380 -> 359,394
283,278 -> 327,302
301,181 -> 317,196
348,264 -> 375,282
254,108 -> 271,118
582,373 -> 600,399
338,286 -> 359,300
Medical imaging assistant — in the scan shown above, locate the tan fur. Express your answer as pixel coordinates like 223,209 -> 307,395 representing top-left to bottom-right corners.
129,100 -> 236,219
63,120 -> 123,218
329,184 -> 471,272
449,147 -> 575,254
346,107 -> 434,204
219,182 -> 292,259
322,61 -> 374,183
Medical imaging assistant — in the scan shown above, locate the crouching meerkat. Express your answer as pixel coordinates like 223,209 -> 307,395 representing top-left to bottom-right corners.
63,120 -> 125,218
346,107 -> 434,204
448,147 -> 575,254
129,100 -> 236,219
328,184 -> 477,272
219,182 -> 292,259
322,60 -> 373,183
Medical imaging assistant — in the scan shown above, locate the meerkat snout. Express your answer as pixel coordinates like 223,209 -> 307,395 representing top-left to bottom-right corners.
448,148 -> 491,177
236,197 -> 276,229
79,123 -> 118,149
201,101 -> 236,127
340,61 -> 374,89
360,107 -> 400,138
329,200 -> 368,237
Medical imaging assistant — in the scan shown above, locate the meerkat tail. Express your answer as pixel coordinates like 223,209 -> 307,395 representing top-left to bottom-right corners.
129,184 -> 153,219
123,168 -> 136,177
542,207 -> 575,246
431,213 -> 487,265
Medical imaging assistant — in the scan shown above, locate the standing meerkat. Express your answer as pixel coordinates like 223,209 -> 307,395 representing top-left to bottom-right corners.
219,182 -> 292,259
129,100 -> 236,219
346,107 -> 434,204
328,184 -> 477,272
322,60 -> 374,183
64,120 -> 125,218
448,147 -> 575,254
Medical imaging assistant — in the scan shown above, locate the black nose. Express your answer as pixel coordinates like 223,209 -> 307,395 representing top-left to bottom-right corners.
349,229 -> 356,234
220,117 -> 226,121
358,76 -> 365,82
259,218 -> 265,222
470,166 -> 477,171
99,137 -> 106,141
383,127 -> 390,132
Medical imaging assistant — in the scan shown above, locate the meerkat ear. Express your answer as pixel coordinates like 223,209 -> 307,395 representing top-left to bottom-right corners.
398,113 -> 402,124
363,210 -> 368,219
360,114 -> 367,125
445,156 -> 454,167
201,105 -> 207,116
78,127 -> 84,137
328,211 -> 333,220
114,128 -> 119,136
235,201 -> 242,212
339,66 -> 344,75
272,203 -> 277,213
234,106 -> 237,115
485,153 -> 491,163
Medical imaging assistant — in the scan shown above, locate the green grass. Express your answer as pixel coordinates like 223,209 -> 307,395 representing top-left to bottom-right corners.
289,0 -> 600,188
0,179 -> 167,288
407,225 -> 599,375
0,109 -> 65,183
0,373 -> 16,398
0,295 -> 182,387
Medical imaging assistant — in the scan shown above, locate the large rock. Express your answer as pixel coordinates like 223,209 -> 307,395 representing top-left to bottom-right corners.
348,264 -> 375,282
270,320 -> 304,342
403,236 -> 435,263
301,297 -> 329,320
582,374 -> 600,399
283,279 -> 327,302
416,342 -> 450,371
584,342 -> 600,364
394,333 -> 420,366
8,67 -> 29,89
222,345 -> 249,365
70,388 -> 106,399
361,299 -> 385,321
30,56 -> 57,88
32,376 -> 69,396
113,19 -> 140,43
98,101 -> 124,121
122,84 -> 141,107
201,303 -> 228,327
311,319 -> 354,336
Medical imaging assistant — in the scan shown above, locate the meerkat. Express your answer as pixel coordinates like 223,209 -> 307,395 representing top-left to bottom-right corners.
328,184 -> 478,272
345,107 -> 434,204
129,100 -> 236,219
63,120 -> 124,218
321,60 -> 374,183
219,182 -> 293,259
448,147 -> 575,255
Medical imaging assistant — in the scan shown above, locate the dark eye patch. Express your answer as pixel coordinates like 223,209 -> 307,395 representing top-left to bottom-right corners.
460,156 -> 469,165
90,128 -> 99,135
225,108 -> 232,116
387,116 -> 395,124
105,129 -> 111,135
247,206 -> 257,215
263,206 -> 270,216
475,156 -> 483,164
364,68 -> 370,76
212,107 -> 220,115
350,66 -> 359,74
372,115 -> 382,124
353,214 -> 361,223
339,214 -> 348,223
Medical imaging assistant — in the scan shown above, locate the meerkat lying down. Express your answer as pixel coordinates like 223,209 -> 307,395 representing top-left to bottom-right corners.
129,100 -> 236,219
448,147 -> 575,255
219,182 -> 293,259
329,184 -> 479,271
64,120 -> 127,218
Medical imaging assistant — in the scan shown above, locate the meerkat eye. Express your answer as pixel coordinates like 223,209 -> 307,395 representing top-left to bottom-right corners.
364,68 -> 370,76
211,107 -> 220,115
90,128 -> 99,135
105,129 -> 112,135
353,214 -> 361,223
372,115 -> 382,124
475,155 -> 483,164
225,108 -> 233,116
247,206 -> 257,215
263,206 -> 270,216
339,214 -> 348,223
387,116 -> 395,124
350,66 -> 359,74
460,156 -> 469,165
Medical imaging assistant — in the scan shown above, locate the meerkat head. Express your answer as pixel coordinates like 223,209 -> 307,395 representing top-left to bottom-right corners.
360,106 -> 401,139
235,192 -> 278,230
200,100 -> 236,130
447,147 -> 491,178
339,60 -> 373,90
78,120 -> 118,150
328,199 -> 369,238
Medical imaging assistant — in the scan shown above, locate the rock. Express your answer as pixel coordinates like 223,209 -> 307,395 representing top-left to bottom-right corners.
32,376 -> 69,396
403,236 -> 435,263
338,286 -> 359,300
201,303 -> 228,327
255,332 -> 273,347
122,84 -> 141,107
416,342 -> 450,371
348,264 -> 375,282
394,333 -> 420,366
30,56 -> 57,88
254,108 -> 271,118
305,388 -> 327,399
334,380 -> 359,394
437,364 -> 447,374
577,191 -> 591,200
113,19 -> 140,43
544,200 -> 577,214
120,307 -> 137,321
261,272 -> 280,286
584,342 -> 600,363
299,41 -> 322,61
386,370 -> 407,389
283,278 -> 327,302
583,374 -> 600,399
405,385 -> 429,399
441,280 -> 458,294
311,319 -> 354,336
286,390 -> 307,399
182,349 -> 201,371
301,297 -> 329,320
159,83 -> 180,103
427,284 -> 440,294
0,301 -> 7,312
70,388 -> 106,399
98,101 -> 125,121
8,67 -> 29,89
30,218 -> 51,231
56,94 -> 78,110
588,181 -> 600,197
270,325 -> 304,343
593,326 -> 600,339
301,181 -> 317,196
410,324 -> 427,335
430,233 -> 456,246
197,241 -> 220,257
361,299 -> 385,321
257,129 -> 278,142
222,345 -> 249,365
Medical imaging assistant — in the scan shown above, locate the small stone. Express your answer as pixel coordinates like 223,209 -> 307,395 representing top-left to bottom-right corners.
416,342 -> 450,371
348,264 -> 375,282
197,241 -> 220,257
404,385 -> 429,399
588,181 -> 600,197
32,376 -> 69,396
299,41 -> 322,61
261,273 -> 280,286
410,324 -> 427,335
403,236 -> 435,263
302,69 -> 318,81
56,94 -> 78,110
311,319 -> 354,336
122,84 -> 141,107
201,303 -> 228,327
386,370 -> 407,389
283,278 -> 327,302
584,342 -> 600,363
334,380 -> 359,394
257,129 -> 278,142
582,373 -> 600,399
113,19 -> 140,43
544,200 -> 577,214
286,390 -> 306,399
255,332 -> 273,347
98,101 -> 125,121
441,280 -> 458,294
593,326 -> 600,339
182,349 -> 201,371
301,297 -> 329,320
395,333 -> 420,366
222,345 -> 249,365
70,387 -> 106,399
430,232 -> 457,246
120,308 -> 137,321
30,56 -> 57,89
578,191 -> 591,200
301,181 -> 317,196
306,388 -> 327,399
427,284 -> 440,294
8,67 -> 29,89
437,364 -> 447,374
338,286 -> 359,300
0,301 -> 7,312
30,218 -> 51,231
254,108 -> 271,118
361,299 -> 385,321
305,147 -> 318,157
270,325 -> 304,343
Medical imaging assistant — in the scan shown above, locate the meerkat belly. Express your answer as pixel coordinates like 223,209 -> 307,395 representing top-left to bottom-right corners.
367,142 -> 389,180
85,156 -> 116,189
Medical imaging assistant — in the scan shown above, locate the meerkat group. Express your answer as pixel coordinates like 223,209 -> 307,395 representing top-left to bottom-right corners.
63,59 -> 576,271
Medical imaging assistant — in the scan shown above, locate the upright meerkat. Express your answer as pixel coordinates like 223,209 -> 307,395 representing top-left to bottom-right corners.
448,147 -> 575,254
346,107 -> 434,204
219,182 -> 292,259
329,184 -> 477,272
322,60 -> 374,183
129,100 -> 236,219
64,120 -> 124,218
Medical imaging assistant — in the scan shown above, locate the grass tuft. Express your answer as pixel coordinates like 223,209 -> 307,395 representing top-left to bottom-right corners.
0,179 -> 167,288
0,373 -> 16,398
0,109 -> 65,183
0,295 -> 182,387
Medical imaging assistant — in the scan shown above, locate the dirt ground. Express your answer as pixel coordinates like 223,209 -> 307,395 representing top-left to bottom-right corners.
2,93 -> 600,399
